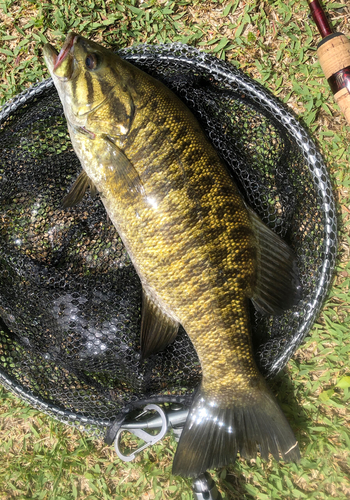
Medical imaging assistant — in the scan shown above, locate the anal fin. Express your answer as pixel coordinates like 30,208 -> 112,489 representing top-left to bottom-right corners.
141,289 -> 179,359
249,208 -> 302,315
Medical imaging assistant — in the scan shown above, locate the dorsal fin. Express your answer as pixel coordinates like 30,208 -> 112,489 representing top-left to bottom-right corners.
248,208 -> 302,315
140,289 -> 179,359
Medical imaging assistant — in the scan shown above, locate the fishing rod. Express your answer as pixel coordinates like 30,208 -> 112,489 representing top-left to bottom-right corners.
308,0 -> 350,125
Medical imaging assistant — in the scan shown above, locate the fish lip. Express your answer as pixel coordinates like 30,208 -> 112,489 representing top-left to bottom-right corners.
53,32 -> 78,76
43,44 -> 58,70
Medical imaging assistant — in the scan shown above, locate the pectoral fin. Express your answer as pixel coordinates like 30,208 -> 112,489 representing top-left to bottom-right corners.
105,137 -> 145,198
249,208 -> 302,315
62,170 -> 98,208
140,289 -> 179,359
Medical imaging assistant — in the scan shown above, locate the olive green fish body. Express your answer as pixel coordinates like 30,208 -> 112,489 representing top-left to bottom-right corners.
70,76 -> 258,397
44,34 -> 301,476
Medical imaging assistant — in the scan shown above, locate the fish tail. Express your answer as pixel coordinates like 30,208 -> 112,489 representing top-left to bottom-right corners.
172,381 -> 300,477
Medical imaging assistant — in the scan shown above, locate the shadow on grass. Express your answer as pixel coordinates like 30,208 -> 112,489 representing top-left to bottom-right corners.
270,368 -> 312,451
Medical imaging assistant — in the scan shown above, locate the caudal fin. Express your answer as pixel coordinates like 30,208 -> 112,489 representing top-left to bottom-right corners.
172,383 -> 300,477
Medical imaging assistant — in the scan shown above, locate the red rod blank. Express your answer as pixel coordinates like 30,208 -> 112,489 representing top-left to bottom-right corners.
309,0 -> 333,38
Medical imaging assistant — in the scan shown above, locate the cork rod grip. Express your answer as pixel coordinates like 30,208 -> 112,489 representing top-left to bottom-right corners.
317,33 -> 350,125
308,0 -> 350,125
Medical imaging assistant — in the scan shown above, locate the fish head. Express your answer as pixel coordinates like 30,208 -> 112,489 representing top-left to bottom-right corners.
43,33 -> 134,137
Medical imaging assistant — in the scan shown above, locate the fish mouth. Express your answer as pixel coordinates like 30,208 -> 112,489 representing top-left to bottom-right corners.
43,43 -> 58,72
43,32 -> 78,80
53,32 -> 77,72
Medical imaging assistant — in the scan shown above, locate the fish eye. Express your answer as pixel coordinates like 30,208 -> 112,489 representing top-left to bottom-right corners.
85,53 -> 100,70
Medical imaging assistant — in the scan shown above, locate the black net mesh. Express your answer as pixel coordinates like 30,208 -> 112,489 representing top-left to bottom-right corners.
0,44 -> 337,437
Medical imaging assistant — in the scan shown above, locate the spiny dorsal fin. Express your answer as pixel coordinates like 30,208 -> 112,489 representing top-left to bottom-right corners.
140,288 -> 179,359
248,208 -> 302,315
62,170 -> 97,208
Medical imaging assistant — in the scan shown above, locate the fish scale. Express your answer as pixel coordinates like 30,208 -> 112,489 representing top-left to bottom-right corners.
44,33 -> 301,477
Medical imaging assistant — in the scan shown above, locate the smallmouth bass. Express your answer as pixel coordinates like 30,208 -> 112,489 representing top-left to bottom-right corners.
44,33 -> 301,476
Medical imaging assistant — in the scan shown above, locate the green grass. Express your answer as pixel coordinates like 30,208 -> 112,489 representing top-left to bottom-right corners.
0,0 -> 350,498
